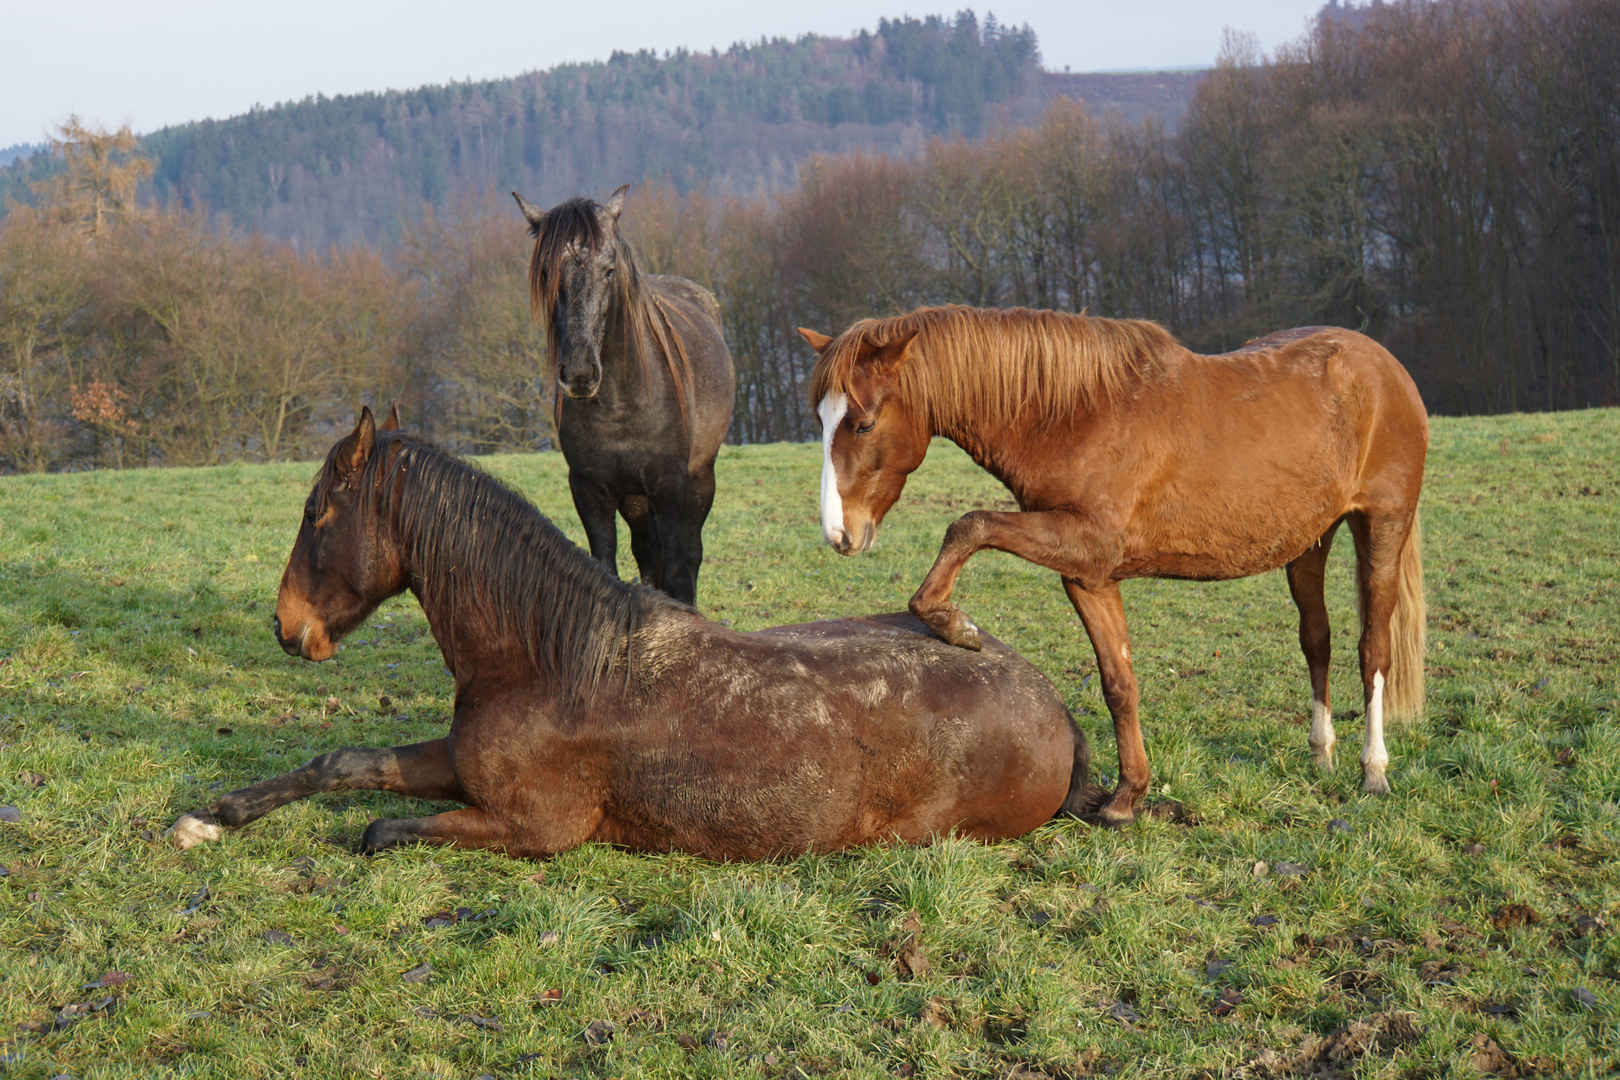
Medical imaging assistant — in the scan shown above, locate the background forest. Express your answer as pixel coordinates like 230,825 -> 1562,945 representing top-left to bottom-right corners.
2,0 -> 1617,473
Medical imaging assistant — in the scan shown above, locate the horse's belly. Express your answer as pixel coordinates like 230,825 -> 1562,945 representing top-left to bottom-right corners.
1119,513 -> 1337,580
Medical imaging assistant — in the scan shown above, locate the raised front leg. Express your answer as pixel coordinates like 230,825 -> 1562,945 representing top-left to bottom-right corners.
908,508 -> 1105,650
569,473 -> 620,577
1286,523 -> 1340,770
169,739 -> 467,848
1063,580 -> 1148,826
901,508 -> 1147,824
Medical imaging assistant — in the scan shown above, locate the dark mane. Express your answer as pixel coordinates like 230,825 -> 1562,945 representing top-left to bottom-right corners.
317,431 -> 678,700
524,195 -> 695,427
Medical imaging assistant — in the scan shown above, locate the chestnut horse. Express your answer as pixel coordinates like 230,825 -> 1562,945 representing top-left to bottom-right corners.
170,408 -> 1102,858
800,305 -> 1427,825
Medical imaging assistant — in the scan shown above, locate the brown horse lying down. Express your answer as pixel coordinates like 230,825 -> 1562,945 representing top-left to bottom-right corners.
171,408 -> 1103,859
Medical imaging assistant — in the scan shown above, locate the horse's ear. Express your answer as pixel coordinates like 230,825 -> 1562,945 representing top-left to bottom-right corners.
605,184 -> 629,221
336,407 -> 377,477
380,401 -> 401,432
511,191 -> 546,228
865,329 -> 919,378
797,327 -> 834,353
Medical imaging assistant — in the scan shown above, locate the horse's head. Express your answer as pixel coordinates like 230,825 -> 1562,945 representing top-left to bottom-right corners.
513,185 -> 630,401
273,407 -> 407,661
801,326 -> 929,555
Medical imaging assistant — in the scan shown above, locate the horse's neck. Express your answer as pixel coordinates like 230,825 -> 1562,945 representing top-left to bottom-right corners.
599,288 -> 665,398
407,575 -> 540,696
397,495 -> 611,702
931,404 -> 1063,494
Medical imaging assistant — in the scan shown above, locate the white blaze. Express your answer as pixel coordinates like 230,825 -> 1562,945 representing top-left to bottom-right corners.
818,392 -> 848,547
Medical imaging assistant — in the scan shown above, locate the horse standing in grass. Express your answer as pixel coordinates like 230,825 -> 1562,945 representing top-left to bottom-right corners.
510,185 -> 735,606
800,306 -> 1428,825
170,409 -> 1103,858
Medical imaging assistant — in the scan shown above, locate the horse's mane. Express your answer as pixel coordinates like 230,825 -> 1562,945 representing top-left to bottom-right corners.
316,431 -> 676,701
806,305 -> 1176,429
525,196 -> 695,427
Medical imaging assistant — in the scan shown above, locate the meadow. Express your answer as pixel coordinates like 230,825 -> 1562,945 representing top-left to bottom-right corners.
0,408 -> 1616,1079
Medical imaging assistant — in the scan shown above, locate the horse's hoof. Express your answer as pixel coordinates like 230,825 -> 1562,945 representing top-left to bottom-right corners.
1312,753 -> 1335,772
1361,771 -> 1392,795
917,606 -> 983,651
362,819 -> 422,855
1095,799 -> 1137,828
170,813 -> 222,849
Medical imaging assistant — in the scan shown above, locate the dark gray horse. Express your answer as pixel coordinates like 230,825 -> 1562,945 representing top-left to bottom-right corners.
511,185 -> 735,605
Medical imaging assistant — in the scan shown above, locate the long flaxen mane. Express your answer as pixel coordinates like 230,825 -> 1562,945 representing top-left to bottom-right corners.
524,196 -> 696,425
807,304 -> 1177,429
313,430 -> 676,701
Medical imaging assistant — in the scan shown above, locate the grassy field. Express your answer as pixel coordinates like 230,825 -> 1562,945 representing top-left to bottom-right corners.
0,409 -> 1616,1079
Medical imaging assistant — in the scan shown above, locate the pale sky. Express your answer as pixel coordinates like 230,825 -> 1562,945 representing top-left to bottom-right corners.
1,0 -> 1327,150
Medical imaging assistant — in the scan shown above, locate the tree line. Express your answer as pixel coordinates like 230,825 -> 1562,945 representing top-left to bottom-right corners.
1,13 -> 1043,250
2,0 -> 1615,473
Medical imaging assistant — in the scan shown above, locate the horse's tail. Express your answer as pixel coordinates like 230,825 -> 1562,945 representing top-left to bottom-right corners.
1373,509 -> 1426,722
1057,711 -> 1110,818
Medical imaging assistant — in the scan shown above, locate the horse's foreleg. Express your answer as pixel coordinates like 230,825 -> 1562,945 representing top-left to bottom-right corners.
670,465 -> 716,606
646,467 -> 710,606
621,494 -> 664,591
908,509 -> 1096,650
570,475 -> 620,577
1286,524 -> 1340,770
1063,580 -> 1148,826
364,787 -> 608,858
169,739 -> 467,849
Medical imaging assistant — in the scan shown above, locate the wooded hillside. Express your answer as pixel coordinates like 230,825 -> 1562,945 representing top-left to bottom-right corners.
0,14 -> 1197,249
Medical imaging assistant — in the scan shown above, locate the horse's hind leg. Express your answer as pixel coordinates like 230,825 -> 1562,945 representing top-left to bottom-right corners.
1346,511 -> 1409,795
169,739 -> 467,848
1286,522 -> 1340,770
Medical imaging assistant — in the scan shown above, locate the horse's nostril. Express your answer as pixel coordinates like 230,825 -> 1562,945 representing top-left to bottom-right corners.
272,615 -> 282,638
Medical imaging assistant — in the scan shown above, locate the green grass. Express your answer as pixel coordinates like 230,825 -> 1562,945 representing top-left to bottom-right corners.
0,410 -> 1616,1079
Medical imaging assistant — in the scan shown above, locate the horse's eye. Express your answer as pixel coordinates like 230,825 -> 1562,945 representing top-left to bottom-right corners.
304,506 -> 318,527
855,420 -> 875,436
603,265 -> 615,278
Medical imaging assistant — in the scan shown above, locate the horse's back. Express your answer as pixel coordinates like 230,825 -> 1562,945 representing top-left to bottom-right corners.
650,274 -> 723,327
1223,326 -> 1425,424
1215,326 -> 1428,490
750,611 -> 1059,703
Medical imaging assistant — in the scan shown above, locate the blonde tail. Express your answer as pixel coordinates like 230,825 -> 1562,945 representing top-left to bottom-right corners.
1386,511 -> 1426,721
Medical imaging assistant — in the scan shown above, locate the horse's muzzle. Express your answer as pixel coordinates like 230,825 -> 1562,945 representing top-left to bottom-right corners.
561,375 -> 600,399
830,521 -> 875,556
271,615 -> 306,658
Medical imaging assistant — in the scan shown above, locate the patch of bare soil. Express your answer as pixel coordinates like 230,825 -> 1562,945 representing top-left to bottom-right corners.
1250,1012 -> 1422,1078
